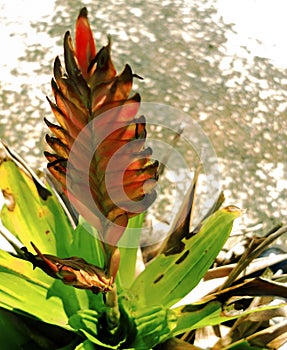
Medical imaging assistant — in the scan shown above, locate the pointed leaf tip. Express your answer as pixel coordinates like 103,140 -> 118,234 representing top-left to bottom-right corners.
78,7 -> 88,19
223,205 -> 243,217
75,7 -> 96,78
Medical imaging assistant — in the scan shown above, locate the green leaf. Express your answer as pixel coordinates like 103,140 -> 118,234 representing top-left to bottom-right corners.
172,300 -> 222,335
69,310 -> 99,344
0,307 -> 81,350
0,151 -> 73,256
172,299 -> 287,336
75,340 -> 98,350
0,308 -> 32,350
130,305 -> 177,349
130,207 -> 241,308
171,276 -> 287,336
69,309 -> 123,349
118,212 -> 145,288
0,147 -> 98,327
69,217 -> 106,268
0,249 -> 71,328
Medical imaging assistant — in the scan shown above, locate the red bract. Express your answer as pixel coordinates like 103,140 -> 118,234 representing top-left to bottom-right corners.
75,7 -> 96,79
45,7 -> 158,247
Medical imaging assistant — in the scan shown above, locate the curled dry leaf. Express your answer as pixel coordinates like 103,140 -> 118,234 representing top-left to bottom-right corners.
25,242 -> 112,294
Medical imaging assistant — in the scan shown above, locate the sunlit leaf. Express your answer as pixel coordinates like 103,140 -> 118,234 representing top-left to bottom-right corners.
171,277 -> 287,336
118,212 -> 146,288
172,299 -> 287,337
0,143 -> 74,256
130,207 -> 241,308
69,217 -> 106,268
0,144 -> 101,327
0,249 -> 70,328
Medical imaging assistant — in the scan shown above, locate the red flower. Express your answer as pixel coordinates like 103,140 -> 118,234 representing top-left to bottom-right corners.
45,8 -> 158,247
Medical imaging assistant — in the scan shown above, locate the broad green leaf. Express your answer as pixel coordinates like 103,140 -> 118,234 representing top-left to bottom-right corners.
70,309 -> 122,349
69,217 -> 106,268
0,222 -> 103,322
0,247 -> 99,331
172,300 -> 287,336
0,308 -> 32,350
130,207 -> 241,308
172,300 -> 286,336
75,340 -> 135,350
0,149 -> 100,323
171,277 -> 287,335
69,310 -> 100,345
0,307 -> 80,350
171,300 -> 222,335
0,249 -> 71,328
0,154 -> 73,256
130,305 -> 177,349
118,212 -> 145,288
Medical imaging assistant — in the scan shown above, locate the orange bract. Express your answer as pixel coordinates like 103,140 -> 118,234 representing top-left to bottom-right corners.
45,7 -> 158,246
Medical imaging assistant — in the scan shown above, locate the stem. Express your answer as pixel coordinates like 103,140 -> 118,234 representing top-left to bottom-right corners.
102,245 -> 121,330
105,284 -> 121,331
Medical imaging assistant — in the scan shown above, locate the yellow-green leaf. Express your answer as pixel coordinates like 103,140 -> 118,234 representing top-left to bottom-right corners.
130,206 -> 242,308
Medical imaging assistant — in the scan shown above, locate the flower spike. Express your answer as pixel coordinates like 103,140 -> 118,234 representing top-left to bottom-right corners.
45,8 -> 158,252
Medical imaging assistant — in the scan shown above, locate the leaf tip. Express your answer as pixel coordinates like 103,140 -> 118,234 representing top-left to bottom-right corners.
223,205 -> 244,217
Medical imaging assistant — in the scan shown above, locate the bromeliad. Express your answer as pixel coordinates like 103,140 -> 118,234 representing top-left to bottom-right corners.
1,6 -> 287,350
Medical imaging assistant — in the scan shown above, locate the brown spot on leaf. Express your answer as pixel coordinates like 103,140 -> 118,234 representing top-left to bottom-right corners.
34,181 -> 52,200
153,274 -> 164,284
2,189 -> 16,211
38,209 -> 47,218
175,250 -> 190,264
181,303 -> 206,313
0,145 -> 8,165
45,230 -> 50,235
163,239 -> 185,256
185,224 -> 202,239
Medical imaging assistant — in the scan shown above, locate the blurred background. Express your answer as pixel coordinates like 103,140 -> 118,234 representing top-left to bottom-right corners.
0,0 -> 286,240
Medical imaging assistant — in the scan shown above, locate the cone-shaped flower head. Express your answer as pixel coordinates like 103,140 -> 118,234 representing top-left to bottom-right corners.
45,8 -> 158,246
